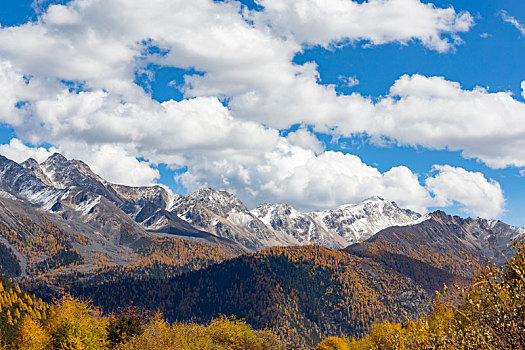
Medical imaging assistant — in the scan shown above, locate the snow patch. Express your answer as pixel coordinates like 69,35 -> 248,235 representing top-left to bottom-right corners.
76,196 -> 101,216
227,210 -> 253,226
21,187 -> 65,211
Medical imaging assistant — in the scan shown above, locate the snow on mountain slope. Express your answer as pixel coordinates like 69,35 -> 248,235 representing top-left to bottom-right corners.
2,153 -> 522,254
170,188 -> 299,251
252,197 -> 427,248
251,203 -> 347,248
0,153 -> 433,251
19,153 -> 177,226
311,197 -> 425,243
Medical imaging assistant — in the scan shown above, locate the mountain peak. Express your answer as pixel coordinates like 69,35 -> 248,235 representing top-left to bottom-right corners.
21,158 -> 39,167
45,152 -> 68,163
182,187 -> 256,223
363,196 -> 385,202
189,187 -> 242,204
336,196 -> 388,211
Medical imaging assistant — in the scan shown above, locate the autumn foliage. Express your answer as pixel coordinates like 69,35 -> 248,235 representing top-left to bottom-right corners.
1,291 -> 282,349
317,238 -> 525,350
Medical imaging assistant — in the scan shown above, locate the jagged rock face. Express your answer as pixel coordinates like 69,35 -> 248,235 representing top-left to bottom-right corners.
0,154 -> 151,254
0,153 -> 431,252
170,189 -> 292,251
23,153 -> 123,203
20,158 -> 54,187
251,198 -> 425,248
18,154 -> 183,234
0,156 -> 49,198
186,187 -> 250,218
425,211 -> 523,266
347,210 -> 524,274
311,198 -> 423,243
20,154 -> 176,223
252,203 -> 345,247
113,184 -> 175,223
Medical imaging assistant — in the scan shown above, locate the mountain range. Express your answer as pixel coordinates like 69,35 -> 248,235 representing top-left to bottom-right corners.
0,153 -> 435,260
0,152 -> 523,347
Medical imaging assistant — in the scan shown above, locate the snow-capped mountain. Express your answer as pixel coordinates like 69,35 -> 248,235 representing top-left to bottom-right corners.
1,153 -> 523,255
347,210 -> 525,273
251,197 -> 426,248
21,153 -> 176,222
252,203 -> 347,248
170,187 -> 299,251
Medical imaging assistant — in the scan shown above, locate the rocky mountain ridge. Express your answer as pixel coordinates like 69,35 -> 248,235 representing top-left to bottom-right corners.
251,197 -> 425,248
1,153 -> 434,252
347,210 -> 524,277
2,153 -> 524,255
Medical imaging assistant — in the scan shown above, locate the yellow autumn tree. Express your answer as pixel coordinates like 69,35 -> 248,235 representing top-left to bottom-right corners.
316,336 -> 351,350
13,314 -> 50,350
45,295 -> 108,350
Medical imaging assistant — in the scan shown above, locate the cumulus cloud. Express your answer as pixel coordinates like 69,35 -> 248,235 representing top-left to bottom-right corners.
369,75 -> 525,169
522,81 -> 525,99
66,144 -> 161,186
179,140 -> 433,212
179,139 -> 503,218
0,68 -> 280,185
0,138 -> 159,187
232,72 -> 525,169
0,138 -> 58,163
0,0 -> 511,218
425,165 -> 505,218
253,0 -> 473,51
285,128 -> 324,154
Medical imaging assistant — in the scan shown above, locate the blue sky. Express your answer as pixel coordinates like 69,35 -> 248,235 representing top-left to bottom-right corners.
0,0 -> 524,225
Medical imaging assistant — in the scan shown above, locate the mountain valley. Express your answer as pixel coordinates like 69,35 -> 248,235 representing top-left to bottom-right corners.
0,153 -> 523,347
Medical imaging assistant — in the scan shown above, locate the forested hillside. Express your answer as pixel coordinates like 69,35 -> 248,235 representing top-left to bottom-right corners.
1,238 -> 522,349
0,153 -> 522,348
0,275 -> 47,346
318,237 -> 525,349
347,210 -> 523,276
74,245 -> 468,347
0,284 -> 283,350
0,201 -> 238,295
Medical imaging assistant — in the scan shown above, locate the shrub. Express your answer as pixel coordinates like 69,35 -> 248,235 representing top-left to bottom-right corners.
316,336 -> 350,350
319,238 -> 525,350
45,295 -> 108,350
107,309 -> 145,348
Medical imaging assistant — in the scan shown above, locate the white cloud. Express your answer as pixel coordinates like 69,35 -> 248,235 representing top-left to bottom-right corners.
425,165 -> 505,218
179,139 -> 503,218
285,128 -> 324,154
521,81 -> 525,99
0,138 -> 58,163
339,75 -> 360,87
368,75 -> 525,169
42,4 -> 81,25
65,143 -> 161,186
499,10 -> 525,36
232,72 -> 525,169
0,60 -> 282,185
0,138 -> 158,187
0,0 -> 512,218
179,140 -> 433,212
254,0 -> 473,52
